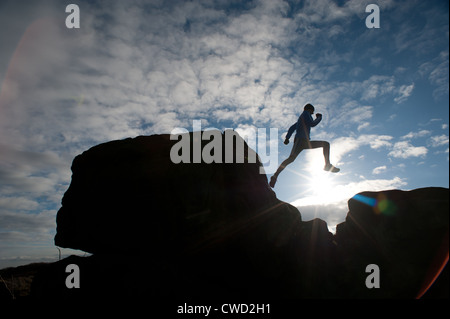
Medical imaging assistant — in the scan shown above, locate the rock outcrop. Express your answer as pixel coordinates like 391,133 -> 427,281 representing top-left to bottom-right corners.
30,133 -> 448,300
335,188 -> 449,298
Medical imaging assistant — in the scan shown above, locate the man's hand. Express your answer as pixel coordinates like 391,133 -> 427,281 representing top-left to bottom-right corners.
284,138 -> 289,145
316,113 -> 322,118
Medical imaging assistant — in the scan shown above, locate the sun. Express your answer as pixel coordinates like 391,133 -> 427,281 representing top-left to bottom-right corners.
308,170 -> 335,197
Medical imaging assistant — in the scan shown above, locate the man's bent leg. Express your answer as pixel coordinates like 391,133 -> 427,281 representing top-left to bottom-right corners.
309,141 -> 330,165
309,140 -> 340,173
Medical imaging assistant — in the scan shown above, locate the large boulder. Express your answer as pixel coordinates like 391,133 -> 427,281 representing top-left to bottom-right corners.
55,132 -> 299,255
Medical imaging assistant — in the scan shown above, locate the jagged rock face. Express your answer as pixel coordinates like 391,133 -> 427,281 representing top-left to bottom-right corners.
48,133 -> 449,300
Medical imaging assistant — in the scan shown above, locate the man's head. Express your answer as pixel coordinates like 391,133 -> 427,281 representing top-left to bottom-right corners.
304,103 -> 315,114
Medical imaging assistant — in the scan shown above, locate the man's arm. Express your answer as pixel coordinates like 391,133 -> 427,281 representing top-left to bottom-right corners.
285,123 -> 297,140
308,113 -> 322,127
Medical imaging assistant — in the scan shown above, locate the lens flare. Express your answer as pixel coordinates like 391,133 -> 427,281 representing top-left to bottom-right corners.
352,193 -> 397,216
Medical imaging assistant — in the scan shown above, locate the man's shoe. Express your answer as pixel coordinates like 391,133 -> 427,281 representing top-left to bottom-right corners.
269,175 -> 277,188
324,164 -> 340,173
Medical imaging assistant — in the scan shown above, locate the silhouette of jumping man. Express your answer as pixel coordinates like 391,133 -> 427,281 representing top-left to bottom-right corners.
270,103 -> 340,188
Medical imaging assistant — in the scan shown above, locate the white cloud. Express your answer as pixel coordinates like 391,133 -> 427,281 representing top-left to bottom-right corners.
0,143 -> 70,198
372,165 -> 387,175
388,114 -> 397,121
294,0 -> 395,25
0,210 -> 55,234
329,137 -> 361,164
401,130 -> 431,140
0,209 -> 57,264
357,122 -> 370,131
361,75 -> 396,101
328,134 -> 393,164
359,135 -> 394,149
0,0 -> 419,156
429,53 -> 449,100
388,141 -> 428,158
0,197 -> 39,211
429,134 -> 449,147
394,83 -> 414,103
419,52 -> 449,101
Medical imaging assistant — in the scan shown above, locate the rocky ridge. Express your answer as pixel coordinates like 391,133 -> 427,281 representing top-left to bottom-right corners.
10,132 -> 448,300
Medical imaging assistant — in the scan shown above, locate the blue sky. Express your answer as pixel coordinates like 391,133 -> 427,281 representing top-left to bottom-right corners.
0,0 -> 448,268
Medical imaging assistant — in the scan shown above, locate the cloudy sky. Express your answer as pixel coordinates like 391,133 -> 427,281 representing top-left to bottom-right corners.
0,0 -> 448,268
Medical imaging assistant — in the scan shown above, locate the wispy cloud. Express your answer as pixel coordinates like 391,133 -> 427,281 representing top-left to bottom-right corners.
401,130 -> 431,140
372,165 -> 387,175
394,83 -> 414,103
329,134 -> 393,164
429,134 -> 449,148
388,141 -> 428,159
2,0 -> 440,154
419,52 -> 449,101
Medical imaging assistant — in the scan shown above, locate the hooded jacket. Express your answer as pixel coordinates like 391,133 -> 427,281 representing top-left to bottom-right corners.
285,110 -> 322,141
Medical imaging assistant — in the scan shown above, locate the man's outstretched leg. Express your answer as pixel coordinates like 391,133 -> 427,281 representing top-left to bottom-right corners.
270,139 -> 303,188
270,156 -> 295,187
